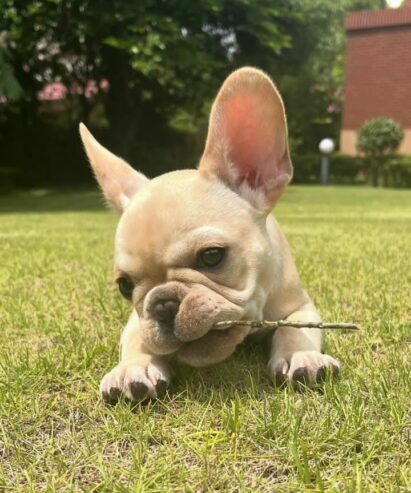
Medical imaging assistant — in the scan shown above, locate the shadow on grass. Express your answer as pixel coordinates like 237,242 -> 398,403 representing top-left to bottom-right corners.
97,331 -> 342,412
0,188 -> 105,213
161,336 -> 338,407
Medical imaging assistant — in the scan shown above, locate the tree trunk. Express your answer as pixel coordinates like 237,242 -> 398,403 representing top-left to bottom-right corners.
101,45 -> 136,159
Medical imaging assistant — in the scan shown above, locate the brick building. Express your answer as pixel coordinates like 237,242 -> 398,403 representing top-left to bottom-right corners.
340,1 -> 411,155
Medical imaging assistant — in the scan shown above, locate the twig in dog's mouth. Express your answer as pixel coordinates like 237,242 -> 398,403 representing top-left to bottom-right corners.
214,320 -> 360,331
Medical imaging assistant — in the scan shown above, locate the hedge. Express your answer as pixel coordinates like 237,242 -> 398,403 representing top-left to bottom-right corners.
291,153 -> 411,188
1,122 -> 411,189
382,155 -> 411,188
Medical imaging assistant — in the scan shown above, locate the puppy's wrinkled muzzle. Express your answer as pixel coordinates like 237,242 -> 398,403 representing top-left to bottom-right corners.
174,287 -> 244,342
142,282 -> 245,351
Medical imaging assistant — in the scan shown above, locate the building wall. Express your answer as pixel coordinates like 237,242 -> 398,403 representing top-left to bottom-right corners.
341,7 -> 411,155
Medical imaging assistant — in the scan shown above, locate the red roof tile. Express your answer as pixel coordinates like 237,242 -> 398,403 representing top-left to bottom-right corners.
345,6 -> 411,31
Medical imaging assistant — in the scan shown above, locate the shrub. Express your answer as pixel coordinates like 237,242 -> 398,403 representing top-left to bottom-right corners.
357,117 -> 404,186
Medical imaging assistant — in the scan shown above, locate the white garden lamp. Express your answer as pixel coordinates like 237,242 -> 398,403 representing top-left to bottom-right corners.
319,138 -> 335,185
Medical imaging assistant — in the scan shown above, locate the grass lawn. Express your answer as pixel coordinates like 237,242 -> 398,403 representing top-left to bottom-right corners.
0,185 -> 410,492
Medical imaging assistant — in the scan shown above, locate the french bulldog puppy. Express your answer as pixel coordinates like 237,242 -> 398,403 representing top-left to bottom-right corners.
79,67 -> 340,403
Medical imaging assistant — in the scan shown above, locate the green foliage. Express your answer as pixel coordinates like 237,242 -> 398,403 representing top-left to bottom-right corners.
292,153 -> 411,188
0,42 -> 23,101
293,154 -> 364,184
0,0 -> 300,155
279,0 -> 385,153
356,117 -> 405,186
357,117 -> 404,157
381,154 -> 411,188
0,0 -> 393,183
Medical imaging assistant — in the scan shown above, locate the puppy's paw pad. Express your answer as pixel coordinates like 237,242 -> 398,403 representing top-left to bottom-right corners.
155,379 -> 168,398
267,358 -> 289,386
315,365 -> 328,382
102,386 -> 122,404
100,359 -> 170,404
292,367 -> 310,385
268,352 -> 340,388
129,381 -> 149,401
288,351 -> 340,386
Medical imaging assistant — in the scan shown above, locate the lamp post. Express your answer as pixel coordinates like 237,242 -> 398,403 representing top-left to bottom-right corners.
319,138 -> 335,185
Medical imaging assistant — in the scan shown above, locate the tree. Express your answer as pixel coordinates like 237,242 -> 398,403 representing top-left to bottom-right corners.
0,0 -> 300,157
0,0 -> 390,186
277,0 -> 386,154
357,117 -> 404,186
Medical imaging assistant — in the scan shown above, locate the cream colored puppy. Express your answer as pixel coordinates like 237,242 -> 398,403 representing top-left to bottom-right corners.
80,67 -> 340,403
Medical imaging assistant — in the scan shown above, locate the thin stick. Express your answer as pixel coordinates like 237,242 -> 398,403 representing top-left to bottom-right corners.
214,320 -> 360,331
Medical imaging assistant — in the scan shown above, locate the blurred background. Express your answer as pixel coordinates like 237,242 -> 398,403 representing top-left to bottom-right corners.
1,0 -> 410,190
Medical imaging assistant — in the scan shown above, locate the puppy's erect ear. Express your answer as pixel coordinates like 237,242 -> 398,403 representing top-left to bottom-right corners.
79,123 -> 148,211
199,67 -> 292,211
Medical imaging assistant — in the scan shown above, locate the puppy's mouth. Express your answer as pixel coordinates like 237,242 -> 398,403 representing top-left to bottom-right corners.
142,313 -> 247,355
177,318 -> 239,341
177,321 -> 237,340
141,282 -> 246,354
174,320 -> 251,367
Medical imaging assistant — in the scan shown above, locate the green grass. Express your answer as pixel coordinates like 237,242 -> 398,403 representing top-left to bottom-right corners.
0,186 -> 410,492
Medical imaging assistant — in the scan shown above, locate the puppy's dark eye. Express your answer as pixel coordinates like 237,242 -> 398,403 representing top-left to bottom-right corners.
198,247 -> 226,268
117,276 -> 134,300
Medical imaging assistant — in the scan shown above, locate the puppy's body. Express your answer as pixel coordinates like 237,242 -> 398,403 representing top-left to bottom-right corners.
80,68 -> 339,402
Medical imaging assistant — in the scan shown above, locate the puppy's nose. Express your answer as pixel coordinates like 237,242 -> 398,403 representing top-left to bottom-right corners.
152,299 -> 180,328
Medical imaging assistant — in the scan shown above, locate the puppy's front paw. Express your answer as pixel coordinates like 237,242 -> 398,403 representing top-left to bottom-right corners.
100,357 -> 170,404
268,350 -> 340,387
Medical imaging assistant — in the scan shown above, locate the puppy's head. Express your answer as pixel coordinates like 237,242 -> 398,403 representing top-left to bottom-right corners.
80,67 -> 292,366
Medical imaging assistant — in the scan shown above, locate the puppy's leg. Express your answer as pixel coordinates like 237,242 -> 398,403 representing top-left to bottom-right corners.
267,302 -> 340,386
100,311 -> 170,403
